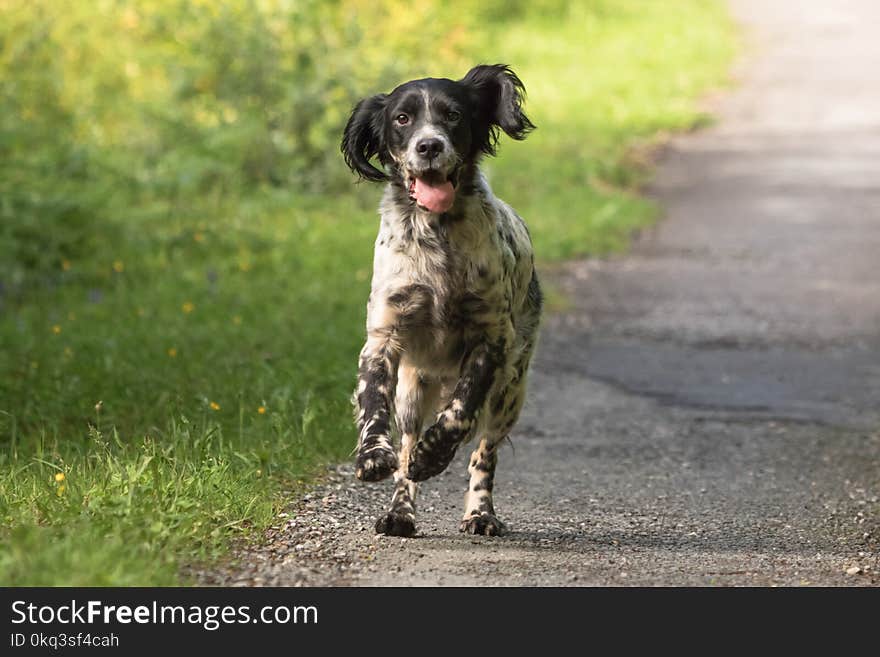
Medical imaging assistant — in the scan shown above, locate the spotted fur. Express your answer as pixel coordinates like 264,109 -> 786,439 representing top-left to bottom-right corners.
343,65 -> 542,537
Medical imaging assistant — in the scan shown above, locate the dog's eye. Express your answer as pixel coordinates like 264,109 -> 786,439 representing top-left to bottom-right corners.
395,113 -> 409,126
446,110 -> 460,122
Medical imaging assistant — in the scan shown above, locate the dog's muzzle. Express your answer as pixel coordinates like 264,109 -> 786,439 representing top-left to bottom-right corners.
407,168 -> 460,214
405,129 -> 460,213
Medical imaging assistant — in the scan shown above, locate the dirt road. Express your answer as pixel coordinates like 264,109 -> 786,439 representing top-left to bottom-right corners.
202,0 -> 880,586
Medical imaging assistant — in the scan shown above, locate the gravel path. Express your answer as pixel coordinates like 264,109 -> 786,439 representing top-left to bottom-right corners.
200,0 -> 880,586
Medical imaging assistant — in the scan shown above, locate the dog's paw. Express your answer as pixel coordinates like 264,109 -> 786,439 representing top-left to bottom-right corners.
355,443 -> 398,482
459,513 -> 507,536
375,511 -> 417,537
406,427 -> 458,482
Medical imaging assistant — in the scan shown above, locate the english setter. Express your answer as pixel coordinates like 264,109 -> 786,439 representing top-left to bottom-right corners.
341,64 -> 542,537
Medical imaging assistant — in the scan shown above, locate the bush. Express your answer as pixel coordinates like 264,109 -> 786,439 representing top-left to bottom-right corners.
0,0 -> 476,290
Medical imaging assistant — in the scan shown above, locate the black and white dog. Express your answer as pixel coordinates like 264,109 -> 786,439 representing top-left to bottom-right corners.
341,64 -> 542,537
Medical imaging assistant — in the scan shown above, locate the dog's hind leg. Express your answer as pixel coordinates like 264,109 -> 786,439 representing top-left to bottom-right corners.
375,364 -> 437,536
374,432 -> 418,536
406,340 -> 502,482
459,365 -> 530,535
460,435 -> 507,536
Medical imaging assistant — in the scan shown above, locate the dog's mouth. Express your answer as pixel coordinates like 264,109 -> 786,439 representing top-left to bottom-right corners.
407,168 -> 460,214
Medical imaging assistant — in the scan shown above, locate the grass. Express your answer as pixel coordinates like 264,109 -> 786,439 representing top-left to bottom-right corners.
0,0 -> 736,585
476,1 -> 737,259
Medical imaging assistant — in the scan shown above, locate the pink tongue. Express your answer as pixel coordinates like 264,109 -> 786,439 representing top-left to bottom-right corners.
413,177 -> 455,213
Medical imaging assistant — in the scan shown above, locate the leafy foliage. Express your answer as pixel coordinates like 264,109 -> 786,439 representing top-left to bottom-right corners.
0,0 -> 474,290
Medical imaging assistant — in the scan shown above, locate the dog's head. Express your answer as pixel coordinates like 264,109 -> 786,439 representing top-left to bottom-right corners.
342,64 -> 534,213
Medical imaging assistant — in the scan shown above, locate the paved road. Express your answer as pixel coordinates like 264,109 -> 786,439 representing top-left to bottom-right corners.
203,0 -> 880,586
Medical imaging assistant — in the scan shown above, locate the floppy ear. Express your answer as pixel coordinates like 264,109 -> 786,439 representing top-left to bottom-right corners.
341,93 -> 388,181
460,64 -> 535,157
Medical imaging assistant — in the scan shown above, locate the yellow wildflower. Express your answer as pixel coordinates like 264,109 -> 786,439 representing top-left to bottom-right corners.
210,401 -> 220,411
257,406 -> 266,415
113,260 -> 124,273
57,485 -> 66,497
52,325 -> 61,335
55,472 -> 65,483
167,347 -> 178,358
182,302 -> 195,314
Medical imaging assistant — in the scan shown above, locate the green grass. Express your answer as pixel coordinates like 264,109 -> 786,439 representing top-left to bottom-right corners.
0,1 -> 736,585
476,0 -> 737,259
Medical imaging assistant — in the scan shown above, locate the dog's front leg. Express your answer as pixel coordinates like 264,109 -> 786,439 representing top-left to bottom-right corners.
354,337 -> 400,482
407,341 -> 500,482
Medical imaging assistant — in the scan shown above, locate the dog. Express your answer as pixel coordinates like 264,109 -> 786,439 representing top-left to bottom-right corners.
341,64 -> 542,537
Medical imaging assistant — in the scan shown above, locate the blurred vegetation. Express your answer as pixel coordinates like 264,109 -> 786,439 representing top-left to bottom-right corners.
0,0 -> 735,584
0,0 -> 479,292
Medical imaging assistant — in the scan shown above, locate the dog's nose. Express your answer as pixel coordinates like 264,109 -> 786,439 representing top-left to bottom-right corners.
416,137 -> 444,158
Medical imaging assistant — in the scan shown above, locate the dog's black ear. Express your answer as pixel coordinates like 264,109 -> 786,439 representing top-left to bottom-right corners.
460,64 -> 535,156
341,93 -> 388,181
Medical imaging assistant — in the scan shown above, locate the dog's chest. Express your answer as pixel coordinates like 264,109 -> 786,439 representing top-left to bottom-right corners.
368,208 -> 509,356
